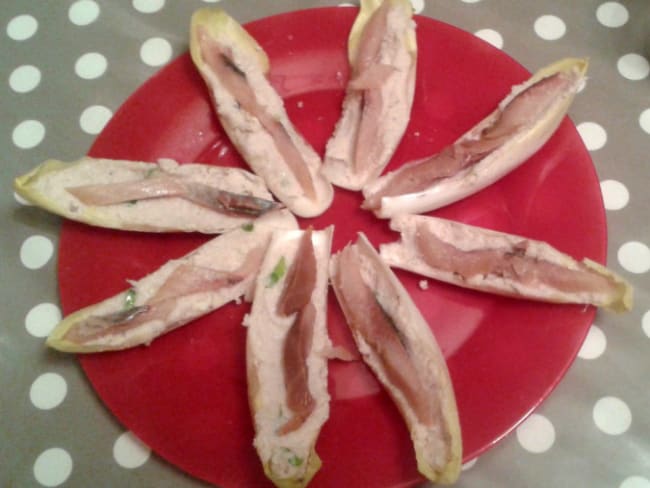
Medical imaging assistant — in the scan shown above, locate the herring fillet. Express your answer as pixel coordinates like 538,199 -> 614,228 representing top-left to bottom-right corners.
381,214 -> 633,312
329,233 -> 462,484
190,8 -> 334,218
322,0 -> 417,191
46,211 -> 298,353
362,58 -> 589,218
245,227 -> 333,488
13,157 -> 276,233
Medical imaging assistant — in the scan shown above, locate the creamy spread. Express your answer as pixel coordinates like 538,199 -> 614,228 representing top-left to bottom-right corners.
323,4 -> 416,190
246,228 -> 333,484
193,15 -> 334,218
381,214 -> 632,310
46,211 -> 297,352
15,157 -> 275,233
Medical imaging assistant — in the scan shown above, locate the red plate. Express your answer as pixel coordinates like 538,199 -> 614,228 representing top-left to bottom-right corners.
58,7 -> 605,488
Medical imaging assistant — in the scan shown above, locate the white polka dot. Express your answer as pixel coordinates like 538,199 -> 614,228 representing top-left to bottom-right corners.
517,413 -> 555,453
25,303 -> 61,338
9,65 -> 41,93
578,324 -> 607,359
474,29 -> 503,49
593,396 -> 632,435
461,0 -> 482,3
74,52 -> 107,80
202,0 -> 222,3
79,105 -> 112,134
577,121 -> 607,151
516,413 -> 555,453
596,2 -> 629,28
113,431 -> 151,469
6,14 -> 38,41
461,458 -> 477,471
33,448 -> 73,487
600,179 -> 629,210
618,241 -> 650,274
617,54 -> 650,81
642,311 -> 650,338
140,37 -> 172,67
20,235 -> 54,269
639,108 -> 650,135
534,15 -> 566,41
30,373 -> 68,410
621,476 -> 650,488
68,0 -> 100,26
338,2 -> 356,5
15,191 -> 32,205
410,0 -> 424,14
133,0 -> 165,14
12,119 -> 45,149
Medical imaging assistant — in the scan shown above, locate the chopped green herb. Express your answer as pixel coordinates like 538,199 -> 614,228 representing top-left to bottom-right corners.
280,447 -> 304,467
124,288 -> 137,309
267,257 -> 286,287
126,200 -> 138,206
144,167 -> 159,178
241,222 -> 254,232
288,455 -> 303,467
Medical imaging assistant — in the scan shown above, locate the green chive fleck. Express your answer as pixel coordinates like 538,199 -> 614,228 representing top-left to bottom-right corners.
241,222 -> 254,232
267,257 -> 286,287
124,288 -> 137,309
288,455 -> 303,467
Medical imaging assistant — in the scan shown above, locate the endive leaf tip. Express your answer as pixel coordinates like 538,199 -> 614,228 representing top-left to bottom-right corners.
190,6 -> 269,74
416,452 -> 461,484
575,56 -> 589,75
13,176 -> 28,199
13,159 -> 66,207
45,320 -> 71,351
532,57 -> 589,84
44,308 -> 98,353
608,277 -> 634,313
582,258 -> 634,313
349,0 -> 415,64
45,332 -> 73,353
619,285 -> 634,313
263,449 -> 322,488
190,6 -> 226,24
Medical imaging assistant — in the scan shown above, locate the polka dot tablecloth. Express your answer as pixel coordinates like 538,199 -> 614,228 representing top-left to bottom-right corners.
2,1 -> 649,487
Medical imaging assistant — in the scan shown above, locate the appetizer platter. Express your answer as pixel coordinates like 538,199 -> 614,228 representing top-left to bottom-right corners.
14,3 -> 632,487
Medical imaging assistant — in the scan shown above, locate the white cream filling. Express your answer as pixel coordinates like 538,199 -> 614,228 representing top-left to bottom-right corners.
56,211 -> 297,350
382,214 -> 613,305
323,6 -> 416,190
369,65 -> 585,218
345,234 -> 457,473
246,228 -> 333,481
197,38 -> 333,217
23,158 -> 273,233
